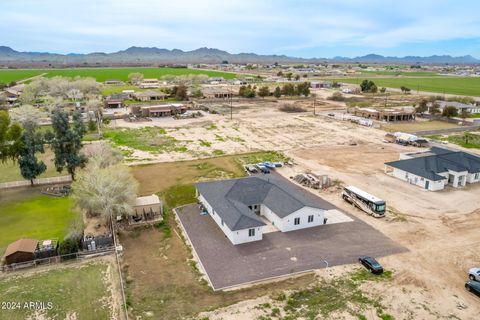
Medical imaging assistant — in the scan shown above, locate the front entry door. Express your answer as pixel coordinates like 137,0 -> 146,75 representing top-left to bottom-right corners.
425,180 -> 429,189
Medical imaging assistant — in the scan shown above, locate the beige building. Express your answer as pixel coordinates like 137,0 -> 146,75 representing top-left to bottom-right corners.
130,194 -> 163,225
202,86 -> 234,99
352,106 -> 416,122
133,90 -> 168,101
139,78 -> 160,89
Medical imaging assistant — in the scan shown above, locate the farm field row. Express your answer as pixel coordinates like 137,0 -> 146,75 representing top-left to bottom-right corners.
0,67 -> 236,83
335,76 -> 480,97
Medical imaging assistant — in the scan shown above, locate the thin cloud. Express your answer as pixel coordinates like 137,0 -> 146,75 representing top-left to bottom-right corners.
0,0 -> 479,57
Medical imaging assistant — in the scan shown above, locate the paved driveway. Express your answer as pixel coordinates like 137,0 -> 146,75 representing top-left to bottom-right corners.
176,203 -> 407,290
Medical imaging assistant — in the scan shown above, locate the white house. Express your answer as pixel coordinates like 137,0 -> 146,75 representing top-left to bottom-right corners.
385,147 -> 480,191
431,101 -> 480,114
195,176 -> 334,245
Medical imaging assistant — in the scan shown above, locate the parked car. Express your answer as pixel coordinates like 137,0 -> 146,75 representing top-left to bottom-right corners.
245,165 -> 258,174
256,164 -> 270,174
469,267 -> 480,281
359,256 -> 383,274
263,161 -> 276,169
273,162 -> 283,168
465,280 -> 480,296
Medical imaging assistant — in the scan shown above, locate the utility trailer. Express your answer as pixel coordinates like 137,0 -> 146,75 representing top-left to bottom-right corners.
342,186 -> 386,218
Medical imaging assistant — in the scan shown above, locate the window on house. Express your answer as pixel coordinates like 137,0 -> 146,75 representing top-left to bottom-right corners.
221,219 -> 224,226
248,228 -> 255,237
294,217 -> 300,225
475,173 -> 479,179
308,215 -> 314,223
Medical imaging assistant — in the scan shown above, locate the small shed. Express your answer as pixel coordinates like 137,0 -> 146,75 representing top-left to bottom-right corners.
130,194 -> 163,225
3,239 -> 38,265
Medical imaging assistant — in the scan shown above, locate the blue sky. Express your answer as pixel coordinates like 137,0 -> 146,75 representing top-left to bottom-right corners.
1,0 -> 480,58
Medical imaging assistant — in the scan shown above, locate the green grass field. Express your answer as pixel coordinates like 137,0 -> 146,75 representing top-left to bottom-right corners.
0,191 -> 78,256
0,67 -> 236,83
359,70 -> 439,77
0,147 -> 65,183
0,263 -> 114,319
335,76 -> 480,96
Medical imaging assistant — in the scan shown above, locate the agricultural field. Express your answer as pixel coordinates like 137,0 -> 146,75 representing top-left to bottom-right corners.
0,188 -> 79,256
381,120 -> 460,133
359,70 -> 440,77
0,261 -> 119,319
0,67 -> 236,83
335,76 -> 480,97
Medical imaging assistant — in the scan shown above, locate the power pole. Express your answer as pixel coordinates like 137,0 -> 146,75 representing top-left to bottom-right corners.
313,97 -> 316,116
230,86 -> 233,120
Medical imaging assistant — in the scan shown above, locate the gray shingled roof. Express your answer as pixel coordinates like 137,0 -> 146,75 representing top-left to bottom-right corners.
195,175 -> 335,231
385,147 -> 480,181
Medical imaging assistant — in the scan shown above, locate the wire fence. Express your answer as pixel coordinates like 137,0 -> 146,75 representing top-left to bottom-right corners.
0,175 -> 72,190
0,246 -> 114,273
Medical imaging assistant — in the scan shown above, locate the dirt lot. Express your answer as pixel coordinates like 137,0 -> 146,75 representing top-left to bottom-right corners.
277,143 -> 480,319
110,100 -> 385,164
119,97 -> 480,319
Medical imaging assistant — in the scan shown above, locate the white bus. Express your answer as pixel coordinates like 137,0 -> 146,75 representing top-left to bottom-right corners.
341,186 -> 386,218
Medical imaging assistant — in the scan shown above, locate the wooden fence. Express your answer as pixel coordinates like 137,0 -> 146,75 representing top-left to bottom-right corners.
0,247 -> 114,273
0,175 -> 72,190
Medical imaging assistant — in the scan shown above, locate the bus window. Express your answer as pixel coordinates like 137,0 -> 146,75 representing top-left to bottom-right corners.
375,203 -> 385,213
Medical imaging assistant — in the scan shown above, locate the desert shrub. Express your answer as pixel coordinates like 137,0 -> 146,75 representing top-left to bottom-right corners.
279,104 -> 306,113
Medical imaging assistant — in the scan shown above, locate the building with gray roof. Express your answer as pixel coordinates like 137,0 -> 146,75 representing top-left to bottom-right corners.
195,175 -> 334,245
385,147 -> 480,191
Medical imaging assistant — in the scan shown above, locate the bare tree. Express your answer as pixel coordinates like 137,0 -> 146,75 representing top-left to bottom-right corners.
10,104 -> 47,126
72,147 -> 137,222
128,72 -> 144,84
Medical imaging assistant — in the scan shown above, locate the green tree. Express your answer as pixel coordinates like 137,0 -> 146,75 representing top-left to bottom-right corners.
281,83 -> 296,96
58,238 -> 79,257
294,74 -> 300,81
0,110 -> 23,163
296,82 -> 311,97
277,71 -> 284,77
360,80 -> 377,93
429,102 -> 440,116
51,110 -> 86,180
258,86 -> 270,98
273,86 -> 281,98
416,99 -> 429,113
18,121 -> 46,185
380,87 -> 386,93
442,106 -> 458,118
286,72 -> 293,81
460,108 -> 470,120
174,84 -> 188,101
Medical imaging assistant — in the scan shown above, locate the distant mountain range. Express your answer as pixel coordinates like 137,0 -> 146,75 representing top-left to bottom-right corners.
0,46 -> 478,65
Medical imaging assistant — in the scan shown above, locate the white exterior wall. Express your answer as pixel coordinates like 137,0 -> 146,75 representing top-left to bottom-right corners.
467,172 -> 480,184
390,167 -> 445,191
197,193 -> 263,245
260,205 -> 285,230
280,206 -> 325,232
